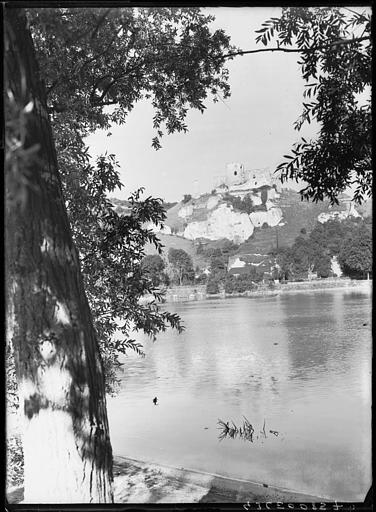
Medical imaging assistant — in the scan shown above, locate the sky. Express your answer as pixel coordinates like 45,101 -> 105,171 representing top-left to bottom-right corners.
85,6 -> 362,203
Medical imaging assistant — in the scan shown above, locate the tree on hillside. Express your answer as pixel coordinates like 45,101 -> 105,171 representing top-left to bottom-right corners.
275,247 -> 295,281
5,10 -> 113,502
288,236 -> 314,279
223,7 -> 371,204
224,271 -> 259,294
313,253 -> 332,278
274,216 -> 372,281
210,255 -> 227,274
206,275 -> 221,294
338,224 -> 372,279
304,224 -> 333,277
274,234 -> 328,280
141,254 -> 168,287
168,248 -> 195,285
310,219 -> 347,257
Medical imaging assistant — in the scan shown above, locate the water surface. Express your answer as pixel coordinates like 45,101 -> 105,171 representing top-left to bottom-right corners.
107,289 -> 372,501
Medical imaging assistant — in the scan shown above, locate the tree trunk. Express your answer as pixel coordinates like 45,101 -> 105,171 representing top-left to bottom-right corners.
5,9 -> 113,503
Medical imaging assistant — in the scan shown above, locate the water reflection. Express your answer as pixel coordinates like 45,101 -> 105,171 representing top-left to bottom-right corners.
281,291 -> 371,387
108,291 -> 372,501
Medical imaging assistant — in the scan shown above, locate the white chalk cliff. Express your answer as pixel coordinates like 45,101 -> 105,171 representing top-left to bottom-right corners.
163,165 -> 362,243
183,204 -> 254,242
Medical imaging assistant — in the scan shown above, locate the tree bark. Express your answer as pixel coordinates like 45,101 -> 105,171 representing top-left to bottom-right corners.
5,9 -> 113,503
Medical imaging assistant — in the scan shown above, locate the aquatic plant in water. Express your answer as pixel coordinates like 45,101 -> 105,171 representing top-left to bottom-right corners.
217,417 -> 279,443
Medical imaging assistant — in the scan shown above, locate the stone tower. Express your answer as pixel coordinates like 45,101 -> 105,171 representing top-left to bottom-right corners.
225,162 -> 246,186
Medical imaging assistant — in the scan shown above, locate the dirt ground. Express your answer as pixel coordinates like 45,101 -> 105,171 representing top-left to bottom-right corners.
7,455 -> 326,504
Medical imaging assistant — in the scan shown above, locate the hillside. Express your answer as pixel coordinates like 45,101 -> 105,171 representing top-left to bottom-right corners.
110,164 -> 366,270
237,189 -> 351,254
144,234 -> 208,269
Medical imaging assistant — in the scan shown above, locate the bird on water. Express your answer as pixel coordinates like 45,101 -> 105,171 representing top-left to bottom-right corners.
153,397 -> 158,405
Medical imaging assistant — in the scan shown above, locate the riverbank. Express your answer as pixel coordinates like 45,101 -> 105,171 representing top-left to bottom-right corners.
162,278 -> 372,302
278,278 -> 372,294
7,455 -> 327,504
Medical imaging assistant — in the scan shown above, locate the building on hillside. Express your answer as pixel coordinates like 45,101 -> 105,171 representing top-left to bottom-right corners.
225,162 -> 246,185
227,253 -> 275,278
307,268 -> 318,280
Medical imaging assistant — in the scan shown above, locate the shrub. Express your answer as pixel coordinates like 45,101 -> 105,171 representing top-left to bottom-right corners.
206,279 -> 220,294
223,193 -> 254,214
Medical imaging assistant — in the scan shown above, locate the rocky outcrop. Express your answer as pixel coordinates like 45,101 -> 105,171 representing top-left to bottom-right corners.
168,186 -> 362,245
331,256 -> 343,277
206,196 -> 220,210
114,165 -> 363,247
176,191 -> 284,243
183,204 -> 254,243
178,205 -> 194,219
249,205 -> 283,228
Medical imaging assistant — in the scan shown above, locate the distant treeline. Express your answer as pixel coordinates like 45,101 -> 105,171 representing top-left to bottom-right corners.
141,217 -> 372,294
273,217 -> 372,281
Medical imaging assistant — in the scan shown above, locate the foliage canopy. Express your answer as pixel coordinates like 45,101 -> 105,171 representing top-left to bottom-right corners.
254,7 -> 372,204
338,221 -> 372,278
274,217 -> 372,280
23,7 -> 236,386
141,254 -> 168,287
168,248 -> 195,285
29,7 -> 235,148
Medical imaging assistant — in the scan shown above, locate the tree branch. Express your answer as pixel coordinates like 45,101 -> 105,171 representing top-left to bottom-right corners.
90,57 -> 148,106
90,9 -> 112,39
66,8 -> 113,45
45,9 -> 118,100
218,35 -> 370,61
73,26 -> 124,75
342,7 -> 369,21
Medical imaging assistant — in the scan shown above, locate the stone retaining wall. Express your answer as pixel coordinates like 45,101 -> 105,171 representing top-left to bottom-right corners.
164,285 -> 207,302
163,279 -> 371,303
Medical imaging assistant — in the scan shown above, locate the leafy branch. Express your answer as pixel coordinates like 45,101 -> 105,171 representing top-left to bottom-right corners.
241,7 -> 372,205
217,35 -> 370,61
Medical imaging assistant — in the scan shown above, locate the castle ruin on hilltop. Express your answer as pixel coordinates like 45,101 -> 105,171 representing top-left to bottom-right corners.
214,163 -> 282,200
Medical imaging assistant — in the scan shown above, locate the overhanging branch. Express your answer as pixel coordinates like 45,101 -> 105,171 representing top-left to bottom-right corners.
218,35 -> 370,61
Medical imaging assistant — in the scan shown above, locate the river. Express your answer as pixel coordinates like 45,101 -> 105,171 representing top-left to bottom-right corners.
107,288 -> 372,501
